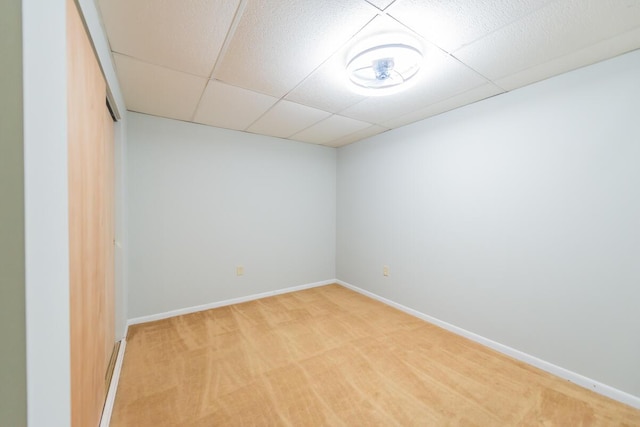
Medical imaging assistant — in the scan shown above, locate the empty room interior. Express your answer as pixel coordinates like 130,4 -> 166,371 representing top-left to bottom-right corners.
3,0 -> 640,426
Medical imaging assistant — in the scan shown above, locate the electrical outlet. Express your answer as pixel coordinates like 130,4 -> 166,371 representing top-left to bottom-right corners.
236,266 -> 244,276
383,265 -> 389,277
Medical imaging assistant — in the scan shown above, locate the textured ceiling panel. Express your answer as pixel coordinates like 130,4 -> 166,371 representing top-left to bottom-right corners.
113,54 -> 207,122
455,0 -> 640,81
387,0 -> 554,53
284,13 -> 411,113
291,115 -> 373,144
325,125 -> 389,147
214,0 -> 378,98
98,0 -> 240,77
194,80 -> 278,131
495,28 -> 640,90
340,49 -> 488,124
382,83 -> 505,128
365,0 -> 397,11
98,0 -> 640,147
247,100 -> 332,138
284,54 -> 366,114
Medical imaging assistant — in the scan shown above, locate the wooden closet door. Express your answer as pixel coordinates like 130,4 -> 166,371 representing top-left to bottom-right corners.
67,0 -> 115,425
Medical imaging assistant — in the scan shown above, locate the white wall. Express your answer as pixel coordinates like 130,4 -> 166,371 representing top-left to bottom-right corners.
22,0 -> 70,424
337,49 -> 640,397
126,113 -> 336,318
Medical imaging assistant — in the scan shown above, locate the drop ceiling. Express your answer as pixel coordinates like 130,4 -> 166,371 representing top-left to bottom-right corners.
97,0 -> 640,147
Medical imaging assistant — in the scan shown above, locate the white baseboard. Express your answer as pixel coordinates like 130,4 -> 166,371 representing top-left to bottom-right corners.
100,338 -> 127,427
336,280 -> 640,410
127,279 -> 335,327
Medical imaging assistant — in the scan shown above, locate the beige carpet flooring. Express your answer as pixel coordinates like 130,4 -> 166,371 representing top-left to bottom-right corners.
110,284 -> 640,426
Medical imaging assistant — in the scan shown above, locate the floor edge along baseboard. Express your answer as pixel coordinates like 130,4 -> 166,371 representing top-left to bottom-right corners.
122,278 -> 639,411
335,280 -> 640,410
100,338 -> 127,427
126,279 -> 336,327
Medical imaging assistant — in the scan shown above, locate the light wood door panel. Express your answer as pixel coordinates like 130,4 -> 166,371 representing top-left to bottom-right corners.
67,0 -> 115,425
103,105 -> 115,390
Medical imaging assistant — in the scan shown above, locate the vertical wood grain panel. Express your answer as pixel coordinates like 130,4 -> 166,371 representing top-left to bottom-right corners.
67,0 -> 115,425
103,106 -> 116,392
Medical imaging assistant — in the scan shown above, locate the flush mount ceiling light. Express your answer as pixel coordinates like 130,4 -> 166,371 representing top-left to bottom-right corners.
346,38 -> 424,96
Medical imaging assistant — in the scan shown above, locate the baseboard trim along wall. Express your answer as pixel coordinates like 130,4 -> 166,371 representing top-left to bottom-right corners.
99,338 -> 127,427
121,278 -> 639,410
127,279 -> 336,327
336,280 -> 640,410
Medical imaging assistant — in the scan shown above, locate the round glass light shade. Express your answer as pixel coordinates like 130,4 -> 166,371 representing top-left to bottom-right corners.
346,43 -> 423,96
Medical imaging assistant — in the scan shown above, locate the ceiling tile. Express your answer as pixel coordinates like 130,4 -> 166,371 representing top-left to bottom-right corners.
284,54 -> 366,113
365,0 -> 397,11
98,0 -> 240,77
454,0 -> 640,81
340,49 -> 488,124
99,0 -> 640,143
328,125 -> 389,147
495,27 -> 640,91
213,0 -> 378,98
381,83 -> 505,128
113,54 -> 207,122
286,13 -> 419,113
291,115 -> 373,144
387,0 -> 553,53
193,80 -> 278,131
247,100 -> 331,139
